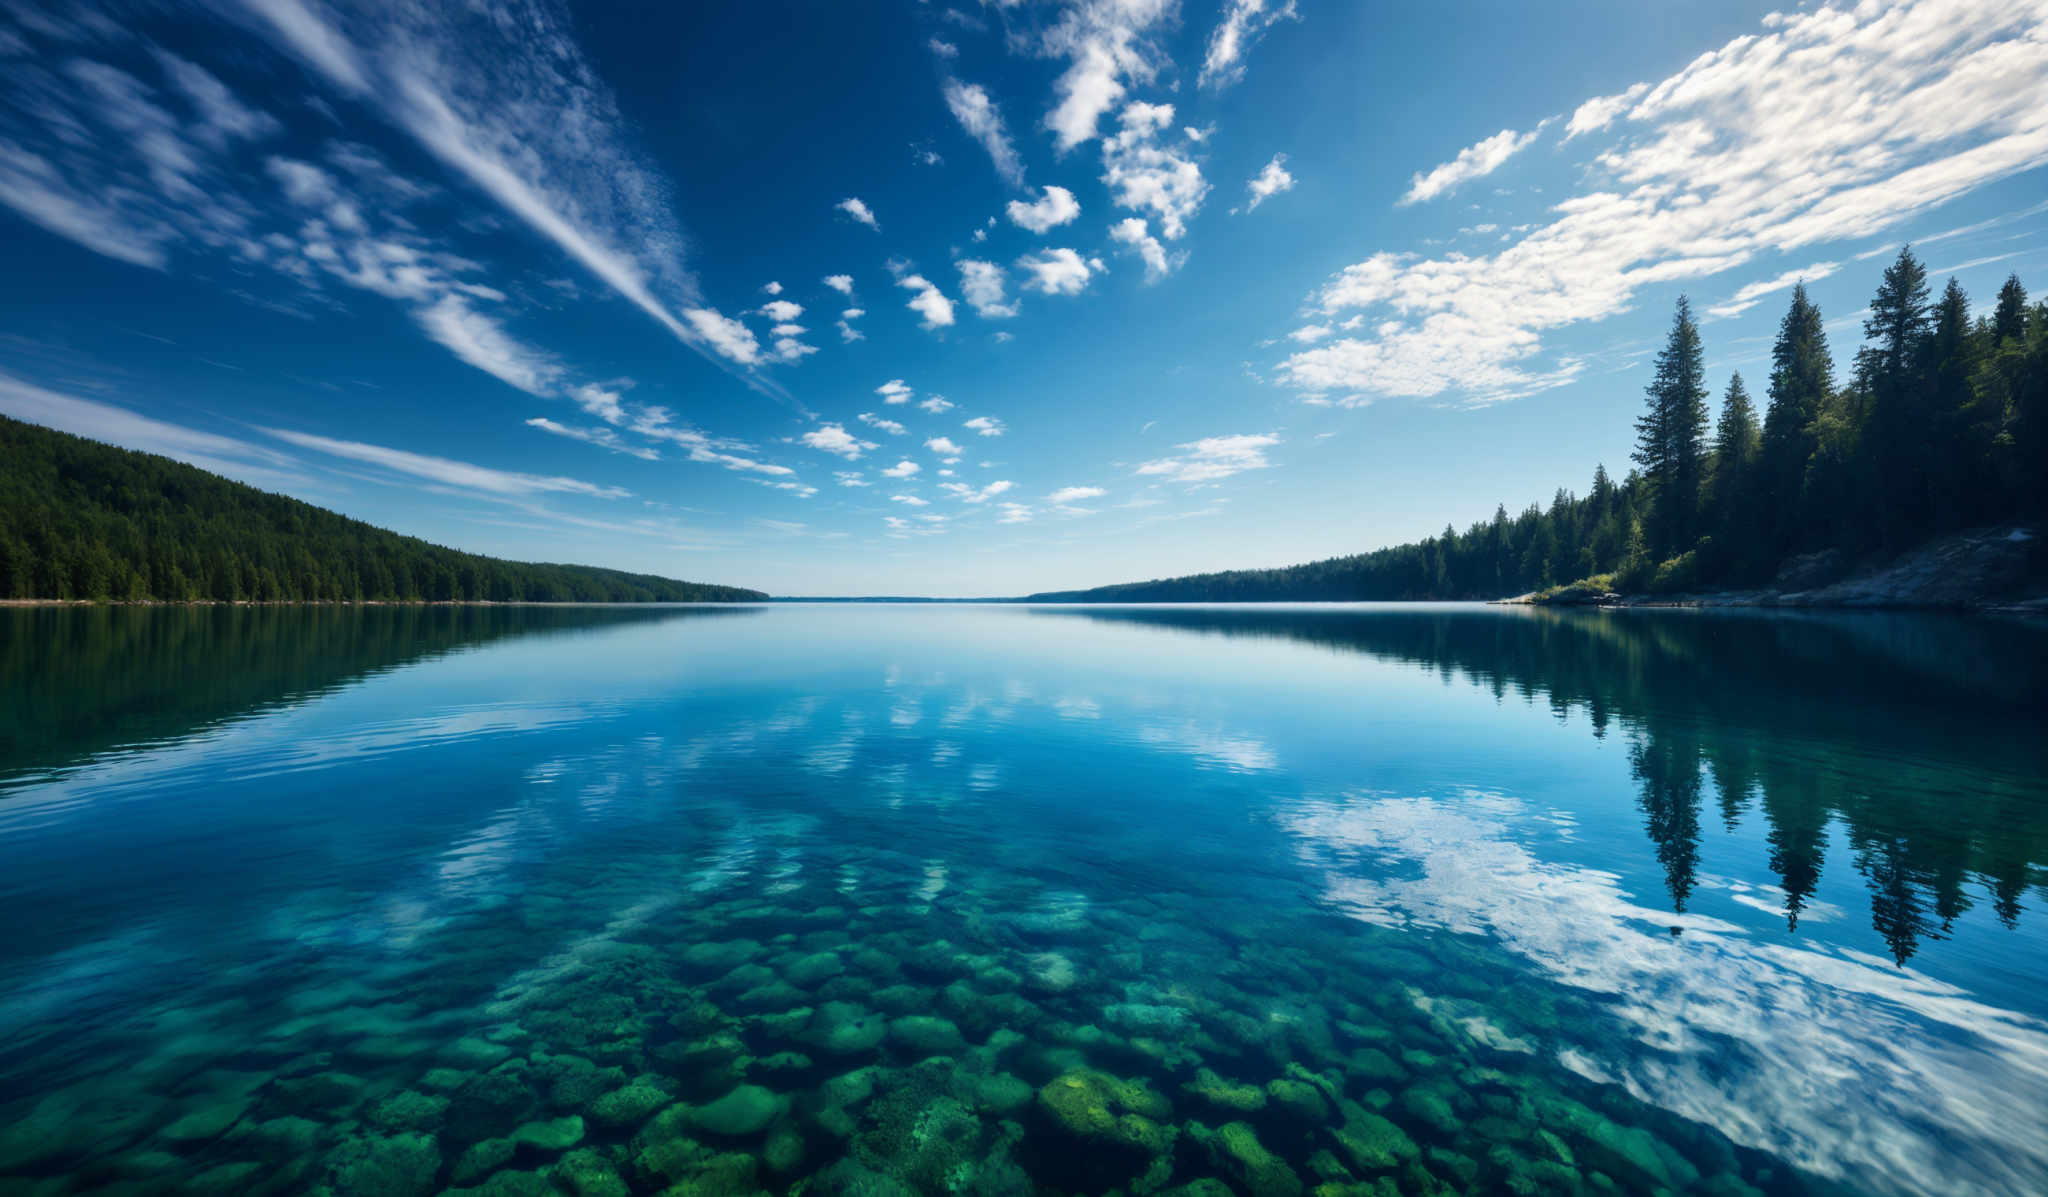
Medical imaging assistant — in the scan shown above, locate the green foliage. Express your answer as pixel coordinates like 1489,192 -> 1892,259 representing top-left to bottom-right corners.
1035,258 -> 2045,603
0,416 -> 766,603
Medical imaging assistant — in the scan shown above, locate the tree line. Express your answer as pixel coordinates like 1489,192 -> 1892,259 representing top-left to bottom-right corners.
1030,249 -> 2046,602
0,416 -> 767,603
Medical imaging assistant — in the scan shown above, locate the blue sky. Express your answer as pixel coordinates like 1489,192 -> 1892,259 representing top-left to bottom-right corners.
2,0 -> 2045,597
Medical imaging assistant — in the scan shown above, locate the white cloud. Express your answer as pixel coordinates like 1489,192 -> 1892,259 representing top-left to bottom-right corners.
264,426 -> 628,498
997,502 -> 1033,524
824,273 -> 855,294
1016,247 -> 1094,295
891,493 -> 930,506
877,379 -> 914,404
1006,184 -> 1082,233
1285,2 -> 2048,406
570,382 -> 627,425
1705,261 -> 1843,319
941,479 -> 1015,503
1400,125 -> 1545,205
1243,153 -> 1295,211
525,416 -> 658,460
1047,485 -> 1106,504
1289,323 -> 1332,343
898,273 -> 957,329
930,37 -> 959,58
943,79 -> 1024,187
1108,216 -> 1176,280
1102,101 -> 1208,239
963,416 -> 1006,437
920,395 -> 955,413
882,459 -> 921,478
1136,432 -> 1278,482
959,258 -> 1019,318
1565,81 -> 1650,141
1199,0 -> 1299,90
926,435 -> 964,456
414,294 -> 561,395
835,471 -> 870,487
858,412 -> 908,435
800,423 -> 876,460
836,196 -> 879,229
759,298 -> 804,322
628,407 -> 791,476
1038,0 -> 1176,152
683,307 -> 762,365
762,280 -> 782,295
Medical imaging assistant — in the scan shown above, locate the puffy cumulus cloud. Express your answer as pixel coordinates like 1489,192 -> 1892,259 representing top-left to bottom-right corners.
1283,1 -> 2048,407
1243,153 -> 1295,211
524,416 -> 659,460
823,273 -> 855,294
1706,261 -> 1842,319
898,273 -> 957,329
1199,0 -> 1300,90
758,298 -> 803,323
963,415 -> 1006,437
800,423 -> 877,460
940,479 -> 1015,503
1102,101 -> 1208,240
837,307 -> 865,342
762,280 -> 782,294
1016,247 -> 1095,295
890,493 -> 930,506
1038,0 -> 1176,152
925,435 -> 964,456
1137,432 -> 1279,482
1108,216 -> 1177,281
1289,323 -> 1332,343
683,307 -> 761,365
1047,485 -> 1106,504
958,258 -> 1019,318
1399,125 -> 1546,206
920,395 -> 956,413
929,37 -> 959,59
1006,184 -> 1082,233
943,79 -> 1024,186
858,411 -> 908,435
881,459 -> 921,478
835,196 -> 879,229
835,471 -> 870,487
877,378 -> 914,404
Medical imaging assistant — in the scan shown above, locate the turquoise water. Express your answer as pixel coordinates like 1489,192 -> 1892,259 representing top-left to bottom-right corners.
1,603 -> 2044,1197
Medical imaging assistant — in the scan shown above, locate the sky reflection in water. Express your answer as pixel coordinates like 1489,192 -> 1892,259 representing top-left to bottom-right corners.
0,603 -> 2043,1196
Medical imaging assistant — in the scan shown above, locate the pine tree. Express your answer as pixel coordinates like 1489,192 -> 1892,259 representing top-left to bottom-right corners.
1992,273 -> 2029,345
1924,278 -> 1980,529
1759,284 -> 1833,558
1633,296 -> 1710,559
1705,373 -> 1761,573
1863,246 -> 1935,545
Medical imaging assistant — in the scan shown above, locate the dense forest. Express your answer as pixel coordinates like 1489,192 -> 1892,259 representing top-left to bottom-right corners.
1030,249 -> 2047,603
0,416 -> 766,603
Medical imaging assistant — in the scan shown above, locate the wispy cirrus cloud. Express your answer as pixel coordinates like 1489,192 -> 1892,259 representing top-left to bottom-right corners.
1137,433 -> 1278,483
943,79 -> 1024,187
1199,0 -> 1298,90
262,425 -> 629,497
1399,124 -> 1546,206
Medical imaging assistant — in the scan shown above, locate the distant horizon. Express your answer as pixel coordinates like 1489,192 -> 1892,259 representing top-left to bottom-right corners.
2,1 -> 2046,597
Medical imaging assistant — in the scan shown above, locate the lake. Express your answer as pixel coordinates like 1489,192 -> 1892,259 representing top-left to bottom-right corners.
1,602 -> 2044,1197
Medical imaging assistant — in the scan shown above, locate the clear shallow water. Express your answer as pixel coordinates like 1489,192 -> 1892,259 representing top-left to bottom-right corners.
1,602 -> 2044,1197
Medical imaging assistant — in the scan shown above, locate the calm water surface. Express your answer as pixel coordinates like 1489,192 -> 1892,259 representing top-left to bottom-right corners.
1,603 -> 2044,1197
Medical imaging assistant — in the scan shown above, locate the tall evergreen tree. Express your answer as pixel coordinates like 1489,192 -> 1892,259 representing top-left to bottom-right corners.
1992,273 -> 2029,345
1863,246 -> 1935,545
1633,296 -> 1710,560
1759,283 -> 1833,557
1705,373 -> 1761,573
1924,277 -> 1980,529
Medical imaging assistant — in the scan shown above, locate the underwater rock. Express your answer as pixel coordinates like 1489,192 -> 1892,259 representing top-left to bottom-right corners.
678,939 -> 763,977
267,1071 -> 365,1118
805,1002 -> 888,1056
1330,1101 -> 1420,1175
450,1137 -> 515,1185
442,1036 -> 514,1069
763,1126 -> 806,1174
1266,1077 -> 1332,1126
445,1070 -> 540,1143
157,1095 -> 250,1144
1345,1049 -> 1405,1086
784,951 -> 847,988
1157,1180 -> 1236,1197
1194,1120 -> 1303,1197
692,1083 -> 786,1137
1036,1068 -> 1175,1155
1395,1086 -> 1460,1138
324,1131 -> 440,1197
365,1089 -> 447,1133
186,1160 -> 264,1193
870,984 -> 928,1016
735,979 -> 810,1013
540,1055 -> 625,1109
549,1146 -> 630,1197
231,1114 -> 322,1161
508,1114 -> 585,1152
888,1014 -> 966,1057
1183,1068 -> 1267,1113
974,1072 -> 1034,1115
588,1080 -> 670,1130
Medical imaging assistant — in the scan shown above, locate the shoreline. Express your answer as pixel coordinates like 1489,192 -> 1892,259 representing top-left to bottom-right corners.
0,598 -> 763,608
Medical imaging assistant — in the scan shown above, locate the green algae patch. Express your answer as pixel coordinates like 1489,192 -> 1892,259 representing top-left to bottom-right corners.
508,1113 -> 584,1152
1184,1067 -> 1268,1113
325,1131 -> 440,1197
692,1083 -> 786,1137
887,1014 -> 965,1057
1331,1101 -> 1420,1175
1036,1067 -> 1175,1155
1195,1120 -> 1304,1197
587,1079 -> 669,1129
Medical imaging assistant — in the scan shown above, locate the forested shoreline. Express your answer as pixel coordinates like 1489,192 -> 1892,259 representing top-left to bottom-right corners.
0,417 -> 766,603
1030,249 -> 2047,605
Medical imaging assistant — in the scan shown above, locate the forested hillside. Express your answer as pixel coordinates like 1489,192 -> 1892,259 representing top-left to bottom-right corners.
1031,251 -> 2047,603
0,416 -> 766,603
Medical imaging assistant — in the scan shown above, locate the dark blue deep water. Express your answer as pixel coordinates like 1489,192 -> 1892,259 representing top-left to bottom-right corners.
1,603 -> 2045,1197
